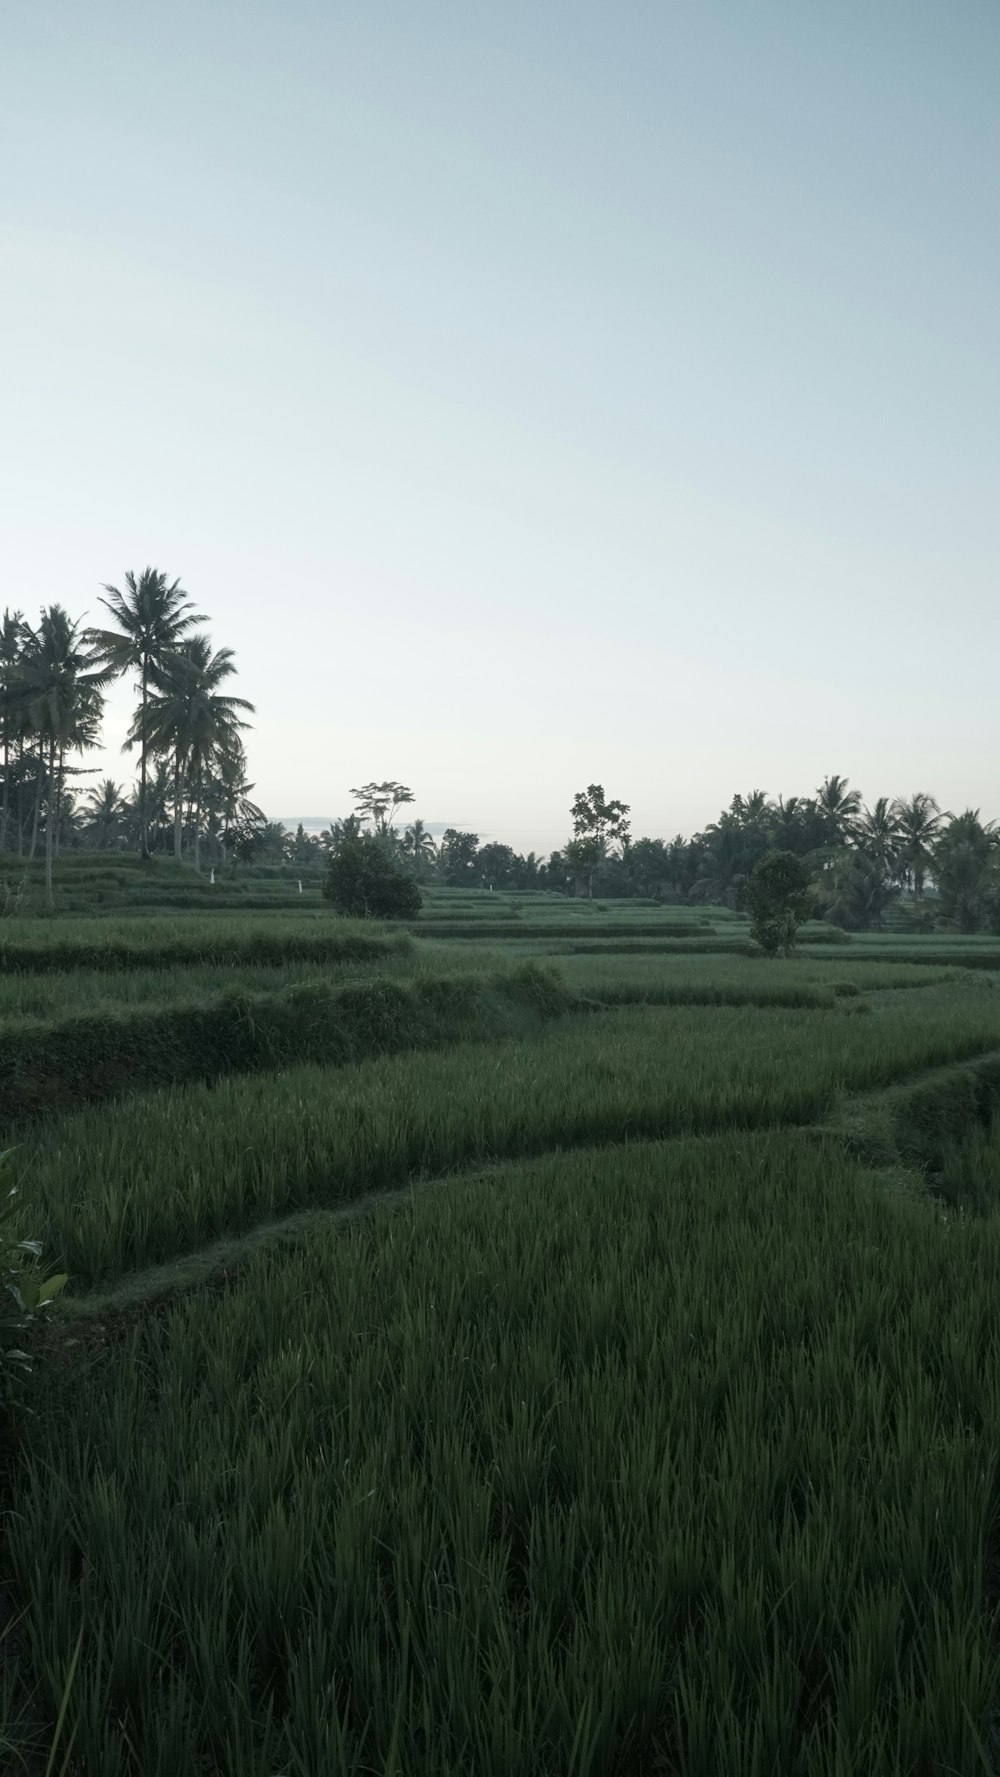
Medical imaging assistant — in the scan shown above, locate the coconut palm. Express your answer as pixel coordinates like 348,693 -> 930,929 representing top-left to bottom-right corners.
0,608 -> 28,853
321,815 -> 365,854
18,606 -> 114,901
86,568 -> 206,858
932,810 -> 999,932
855,797 -> 901,875
824,851 -> 900,932
815,775 -> 863,844
891,792 -> 943,899
135,634 -> 254,867
401,818 -> 437,871
200,738 -> 263,863
729,790 -> 772,827
83,778 -> 129,850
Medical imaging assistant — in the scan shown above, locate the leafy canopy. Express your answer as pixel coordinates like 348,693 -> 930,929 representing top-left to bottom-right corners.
322,833 -> 422,920
747,851 -> 815,957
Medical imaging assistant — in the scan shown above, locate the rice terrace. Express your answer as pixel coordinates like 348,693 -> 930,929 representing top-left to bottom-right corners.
3,794 -> 1000,1774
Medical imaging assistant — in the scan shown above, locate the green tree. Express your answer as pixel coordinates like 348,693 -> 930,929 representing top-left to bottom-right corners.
815,774 -> 863,845
747,850 -> 815,957
321,815 -> 365,854
569,783 -> 630,899
86,568 -> 206,858
891,792 -> 942,899
350,781 -> 415,840
18,606 -> 113,902
323,833 -> 422,919
855,796 -> 900,877
135,635 -> 254,866
477,841 -> 517,889
400,818 -> 437,877
933,810 -> 999,933
824,850 -> 900,932
82,778 -> 129,850
0,609 -> 28,854
437,829 -> 480,886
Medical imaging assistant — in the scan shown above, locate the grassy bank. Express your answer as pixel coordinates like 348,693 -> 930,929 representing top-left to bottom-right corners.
10,1129 -> 1000,1775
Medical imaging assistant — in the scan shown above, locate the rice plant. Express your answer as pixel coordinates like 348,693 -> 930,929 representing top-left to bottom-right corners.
8,1130 -> 1000,1775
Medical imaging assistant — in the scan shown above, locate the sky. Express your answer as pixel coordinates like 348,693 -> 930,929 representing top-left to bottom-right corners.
3,0 -> 998,856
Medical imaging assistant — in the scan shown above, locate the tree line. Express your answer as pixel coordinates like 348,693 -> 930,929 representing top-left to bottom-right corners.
4,597 -> 998,935
0,569 -> 260,898
260,774 -> 1000,934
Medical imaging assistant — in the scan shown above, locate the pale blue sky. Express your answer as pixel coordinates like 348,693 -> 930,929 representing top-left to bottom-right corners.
4,0 -> 998,852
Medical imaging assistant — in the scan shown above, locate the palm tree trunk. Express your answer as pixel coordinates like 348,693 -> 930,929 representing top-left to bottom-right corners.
139,654 -> 150,860
28,742 -> 43,861
193,772 -> 202,872
54,745 -> 64,859
44,737 -> 56,905
173,749 -> 184,859
0,730 -> 8,853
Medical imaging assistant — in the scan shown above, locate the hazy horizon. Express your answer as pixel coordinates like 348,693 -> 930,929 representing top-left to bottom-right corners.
5,0 -> 998,857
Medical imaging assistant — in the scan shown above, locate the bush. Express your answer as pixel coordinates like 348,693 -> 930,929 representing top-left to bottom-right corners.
322,836 -> 422,920
747,853 -> 815,958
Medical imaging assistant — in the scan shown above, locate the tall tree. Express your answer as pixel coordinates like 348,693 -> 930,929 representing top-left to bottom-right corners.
86,568 -> 206,858
892,792 -> 942,899
400,817 -> 437,876
933,809 -> 999,933
136,634 -> 254,867
18,606 -> 113,902
569,783 -> 631,899
83,778 -> 129,850
0,608 -> 27,853
350,781 -> 415,840
815,774 -> 863,844
856,797 -> 900,876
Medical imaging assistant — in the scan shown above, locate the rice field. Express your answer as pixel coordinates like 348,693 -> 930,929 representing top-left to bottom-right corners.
3,888 -> 1000,1773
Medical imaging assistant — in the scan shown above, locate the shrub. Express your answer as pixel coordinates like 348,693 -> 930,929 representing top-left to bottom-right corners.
322,836 -> 422,920
747,853 -> 815,957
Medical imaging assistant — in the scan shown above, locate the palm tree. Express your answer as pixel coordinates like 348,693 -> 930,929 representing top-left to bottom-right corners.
729,790 -> 772,827
856,797 -> 900,875
932,810 -> 999,932
401,818 -> 437,871
18,606 -> 114,902
83,778 -> 129,850
201,738 -> 263,863
815,775 -> 863,844
321,815 -> 364,854
891,792 -> 942,899
825,851 -> 900,932
86,569 -> 206,858
136,635 -> 254,867
0,608 -> 27,853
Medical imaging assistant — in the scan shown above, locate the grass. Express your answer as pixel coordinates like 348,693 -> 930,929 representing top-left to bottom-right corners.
0,913 -> 409,972
12,989 -> 1000,1289
0,964 -> 575,1128
3,880 -> 1000,1771
9,1129 -> 1000,1774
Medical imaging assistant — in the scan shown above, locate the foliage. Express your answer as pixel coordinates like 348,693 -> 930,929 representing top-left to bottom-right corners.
0,966 -> 577,1130
17,985 -> 1000,1287
823,850 -> 900,932
323,833 -> 423,919
747,851 -> 815,956
11,1128 -> 1000,1772
349,780 -> 414,838
436,828 -> 480,887
0,1150 -> 68,1408
86,568 -> 206,859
